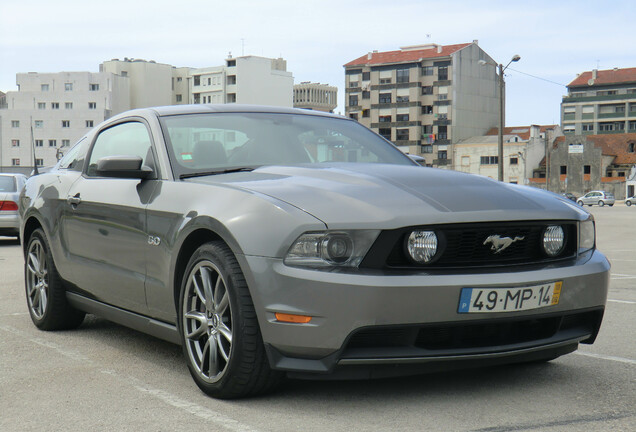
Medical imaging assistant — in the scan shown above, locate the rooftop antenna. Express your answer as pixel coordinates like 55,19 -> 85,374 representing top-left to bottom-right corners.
30,116 -> 39,176
426,34 -> 431,40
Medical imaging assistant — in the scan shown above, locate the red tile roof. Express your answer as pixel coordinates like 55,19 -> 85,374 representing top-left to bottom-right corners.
344,43 -> 472,67
568,67 -> 636,88
485,125 -> 557,141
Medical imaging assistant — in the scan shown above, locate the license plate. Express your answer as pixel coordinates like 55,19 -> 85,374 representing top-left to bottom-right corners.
458,281 -> 562,313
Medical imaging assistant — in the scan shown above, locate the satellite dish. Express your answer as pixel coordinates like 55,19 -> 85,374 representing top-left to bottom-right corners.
588,79 -> 595,86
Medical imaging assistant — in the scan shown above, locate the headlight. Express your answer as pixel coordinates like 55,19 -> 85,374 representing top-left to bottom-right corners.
579,217 -> 595,252
542,225 -> 565,256
284,230 -> 380,268
406,230 -> 439,264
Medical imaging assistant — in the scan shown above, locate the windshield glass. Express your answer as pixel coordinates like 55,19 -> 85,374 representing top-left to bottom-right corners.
160,112 -> 414,177
0,176 -> 17,192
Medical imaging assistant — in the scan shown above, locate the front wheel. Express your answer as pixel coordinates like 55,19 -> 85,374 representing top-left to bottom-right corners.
576,200 -> 584,206
178,241 -> 282,399
627,201 -> 632,207
25,229 -> 85,330
598,200 -> 605,207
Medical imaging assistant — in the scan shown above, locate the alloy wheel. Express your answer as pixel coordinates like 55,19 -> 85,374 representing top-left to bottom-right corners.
26,238 -> 48,319
182,260 -> 233,383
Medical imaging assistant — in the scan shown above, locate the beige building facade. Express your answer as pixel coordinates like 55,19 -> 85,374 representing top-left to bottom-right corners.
293,82 -> 337,112
343,41 -> 499,167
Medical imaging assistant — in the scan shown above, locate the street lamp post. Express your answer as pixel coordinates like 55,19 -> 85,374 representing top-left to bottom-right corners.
481,55 -> 521,182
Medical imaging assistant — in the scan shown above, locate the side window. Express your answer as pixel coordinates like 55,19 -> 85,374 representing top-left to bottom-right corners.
59,138 -> 88,171
87,122 -> 153,176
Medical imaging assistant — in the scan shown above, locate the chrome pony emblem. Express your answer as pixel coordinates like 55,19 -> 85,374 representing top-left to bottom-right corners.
483,235 -> 524,254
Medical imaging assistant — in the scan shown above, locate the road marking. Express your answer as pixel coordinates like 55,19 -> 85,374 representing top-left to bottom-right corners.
0,325 -> 262,432
608,299 -> 636,304
575,351 -> 636,366
0,312 -> 29,317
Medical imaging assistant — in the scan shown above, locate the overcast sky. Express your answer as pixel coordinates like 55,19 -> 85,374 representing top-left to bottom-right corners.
1,0 -> 635,126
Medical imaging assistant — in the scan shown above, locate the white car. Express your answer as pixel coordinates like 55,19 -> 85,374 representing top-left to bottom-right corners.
0,173 -> 27,239
626,197 -> 635,207
576,191 -> 615,207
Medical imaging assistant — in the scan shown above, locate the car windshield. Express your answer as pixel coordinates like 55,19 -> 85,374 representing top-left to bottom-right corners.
0,176 -> 17,192
160,112 -> 414,177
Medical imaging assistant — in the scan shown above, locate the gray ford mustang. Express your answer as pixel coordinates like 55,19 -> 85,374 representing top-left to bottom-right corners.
19,105 -> 610,399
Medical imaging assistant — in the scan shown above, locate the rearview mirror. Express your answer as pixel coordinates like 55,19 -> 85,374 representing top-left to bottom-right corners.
95,155 -> 154,179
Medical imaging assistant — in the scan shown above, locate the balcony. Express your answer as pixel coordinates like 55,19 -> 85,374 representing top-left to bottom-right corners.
598,112 -> 626,119
562,93 -> 636,103
433,80 -> 451,86
433,118 -> 451,126
434,159 -> 450,166
563,113 -> 576,121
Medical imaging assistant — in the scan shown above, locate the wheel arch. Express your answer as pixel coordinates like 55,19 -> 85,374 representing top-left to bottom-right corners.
22,215 -> 45,258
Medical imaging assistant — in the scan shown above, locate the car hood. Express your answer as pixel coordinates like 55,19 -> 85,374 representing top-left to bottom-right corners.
187,163 -> 588,228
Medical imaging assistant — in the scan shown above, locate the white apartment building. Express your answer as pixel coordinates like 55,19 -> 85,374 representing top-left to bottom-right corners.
293,82 -> 337,112
189,56 -> 293,106
0,71 -> 129,172
101,58 -> 175,108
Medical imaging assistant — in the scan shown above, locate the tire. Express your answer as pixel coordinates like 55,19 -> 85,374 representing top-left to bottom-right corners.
609,204 -> 614,207
576,200 -> 584,206
178,241 -> 282,399
25,229 -> 85,330
627,201 -> 632,207
598,200 -> 604,207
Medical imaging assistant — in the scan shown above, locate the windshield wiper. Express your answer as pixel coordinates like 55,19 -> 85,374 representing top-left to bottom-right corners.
179,167 -> 256,179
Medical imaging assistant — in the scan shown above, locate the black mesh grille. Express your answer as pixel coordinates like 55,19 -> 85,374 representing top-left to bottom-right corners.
361,221 -> 577,270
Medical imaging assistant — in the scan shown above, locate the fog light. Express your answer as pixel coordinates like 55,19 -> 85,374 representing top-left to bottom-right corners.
407,231 -> 438,263
543,225 -> 565,256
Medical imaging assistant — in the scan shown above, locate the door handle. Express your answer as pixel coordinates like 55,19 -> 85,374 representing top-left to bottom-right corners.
67,193 -> 81,206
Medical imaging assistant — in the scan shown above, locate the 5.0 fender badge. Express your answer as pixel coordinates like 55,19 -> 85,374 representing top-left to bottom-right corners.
148,236 -> 161,246
483,235 -> 524,254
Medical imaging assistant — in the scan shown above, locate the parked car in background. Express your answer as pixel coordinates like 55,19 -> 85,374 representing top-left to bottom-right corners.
19,105 -> 610,399
561,192 -> 577,202
0,173 -> 28,239
577,191 -> 615,207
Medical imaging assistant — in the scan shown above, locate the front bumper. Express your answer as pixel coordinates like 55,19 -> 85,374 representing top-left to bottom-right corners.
240,250 -> 610,374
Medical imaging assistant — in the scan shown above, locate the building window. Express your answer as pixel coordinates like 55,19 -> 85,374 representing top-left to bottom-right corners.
437,125 -> 448,140
396,69 -> 410,83
618,172 -> 626,177
65,102 -> 73,109
177,77 -> 183,82
379,93 -> 391,104
362,72 -> 370,81
379,115 -> 391,123
379,128 -> 391,140
62,139 -> 70,147
121,71 -> 128,77
421,144 -> 433,153
65,83 -> 73,91
41,84 -> 49,91
49,139 -> 57,147
582,123 -> 594,132
396,113 -> 409,122
362,109 -> 370,118
89,84 -> 99,91
379,78 -> 391,84
227,93 -> 236,103
176,94 -> 182,102
38,102 -> 46,109
34,120 -> 43,128
396,128 -> 409,141
597,90 -> 617,96
480,156 -> 498,165
51,102 -> 59,109
560,165 -> 567,175
89,102 -> 97,109
362,91 -> 370,99
438,150 -> 447,160
349,81 -> 359,88
509,157 -> 518,165
422,86 -> 433,95
396,95 -> 410,103
227,75 -> 236,85
86,120 -> 94,128
422,66 -> 433,76
422,124 -> 433,134
207,78 -> 211,85
11,120 -> 19,128
628,143 -> 635,152
35,139 -> 43,147
349,95 -> 359,106
34,158 -> 44,166
227,60 -> 236,67
12,159 -> 20,166
584,165 -> 591,174
438,66 -> 448,80
422,105 -> 433,114
62,120 -> 70,128
349,113 -> 359,121
11,139 -> 20,147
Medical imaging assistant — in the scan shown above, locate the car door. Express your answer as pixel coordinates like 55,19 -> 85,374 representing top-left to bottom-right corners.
63,120 -> 159,313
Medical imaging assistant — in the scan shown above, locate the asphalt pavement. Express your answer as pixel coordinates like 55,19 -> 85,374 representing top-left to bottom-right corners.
1,206 -> 634,432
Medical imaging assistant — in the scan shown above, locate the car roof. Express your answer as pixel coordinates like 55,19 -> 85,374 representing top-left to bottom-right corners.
107,104 -> 346,122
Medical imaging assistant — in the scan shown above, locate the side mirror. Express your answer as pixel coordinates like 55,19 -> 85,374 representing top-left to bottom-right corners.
95,155 -> 153,179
